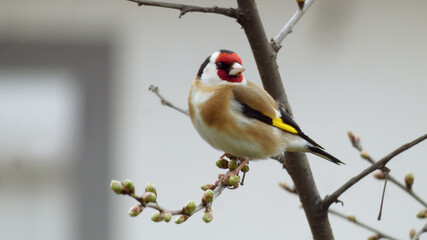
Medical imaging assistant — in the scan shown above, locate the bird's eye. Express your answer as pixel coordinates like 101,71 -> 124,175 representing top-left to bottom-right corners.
216,62 -> 227,70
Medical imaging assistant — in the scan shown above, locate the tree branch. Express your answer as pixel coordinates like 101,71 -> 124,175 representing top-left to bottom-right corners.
281,181 -> 399,240
148,85 -> 189,116
236,1 -> 334,239
133,182 -> 227,216
328,209 -> 399,240
324,133 -> 427,207
127,0 -> 241,19
271,0 -> 316,51
348,131 -> 427,208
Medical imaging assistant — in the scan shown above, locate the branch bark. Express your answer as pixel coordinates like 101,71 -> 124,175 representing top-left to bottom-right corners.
272,0 -> 316,51
236,1 -> 334,239
324,133 -> 427,207
127,0 -> 240,18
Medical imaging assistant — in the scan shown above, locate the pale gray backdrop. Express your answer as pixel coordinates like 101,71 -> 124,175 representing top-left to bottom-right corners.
0,1 -> 426,240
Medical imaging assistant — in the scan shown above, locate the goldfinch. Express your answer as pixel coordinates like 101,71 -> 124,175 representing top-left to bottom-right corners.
188,50 -> 343,165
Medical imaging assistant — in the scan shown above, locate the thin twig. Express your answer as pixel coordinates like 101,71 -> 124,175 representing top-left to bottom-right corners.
281,181 -> 399,240
349,132 -> 427,208
132,182 -> 227,216
329,209 -> 400,240
377,170 -> 389,220
323,133 -> 427,207
271,0 -> 316,51
127,0 -> 241,19
148,85 -> 189,116
411,222 -> 427,240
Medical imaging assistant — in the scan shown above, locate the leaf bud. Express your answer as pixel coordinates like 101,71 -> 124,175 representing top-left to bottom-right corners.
128,205 -> 143,217
367,234 -> 380,240
151,211 -> 163,222
416,209 -> 427,219
346,214 -> 356,222
202,189 -> 214,205
110,180 -> 124,194
409,228 -> 416,239
183,200 -> 197,215
142,192 -> 157,203
373,170 -> 385,180
216,159 -> 229,169
296,0 -> 305,9
175,215 -> 189,224
227,174 -> 240,186
241,164 -> 250,173
201,184 -> 215,191
145,182 -> 157,196
163,210 -> 172,222
202,207 -> 213,223
404,172 -> 414,190
123,179 -> 135,193
228,160 -> 238,171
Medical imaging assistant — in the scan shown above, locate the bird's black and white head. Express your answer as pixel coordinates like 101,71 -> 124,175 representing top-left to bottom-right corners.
197,50 -> 246,85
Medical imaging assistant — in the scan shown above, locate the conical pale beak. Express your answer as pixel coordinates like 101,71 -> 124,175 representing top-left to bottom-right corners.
228,62 -> 245,76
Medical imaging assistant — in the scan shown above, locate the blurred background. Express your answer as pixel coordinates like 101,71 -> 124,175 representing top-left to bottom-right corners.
0,0 -> 426,239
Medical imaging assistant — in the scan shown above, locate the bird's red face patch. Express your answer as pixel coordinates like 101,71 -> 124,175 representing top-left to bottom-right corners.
215,52 -> 243,83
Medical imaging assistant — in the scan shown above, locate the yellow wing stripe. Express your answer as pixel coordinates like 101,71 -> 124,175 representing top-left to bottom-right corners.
272,118 -> 298,134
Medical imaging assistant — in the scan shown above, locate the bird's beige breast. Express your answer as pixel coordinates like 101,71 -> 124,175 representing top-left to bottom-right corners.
188,80 -> 285,159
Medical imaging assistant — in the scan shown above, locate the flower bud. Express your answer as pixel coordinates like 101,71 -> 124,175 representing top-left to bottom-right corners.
203,207 -> 213,223
227,174 -> 240,186
128,205 -> 143,217
228,160 -> 238,171
346,214 -> 356,222
416,209 -> 427,219
145,182 -> 157,196
202,189 -> 214,205
241,165 -> 250,173
123,179 -> 135,193
296,0 -> 305,9
175,215 -> 189,224
216,159 -> 229,169
373,170 -> 385,179
367,235 -> 380,240
201,184 -> 215,191
163,210 -> 172,222
183,200 -> 197,215
409,228 -> 416,239
110,180 -> 124,194
151,211 -> 163,222
404,172 -> 414,190
142,192 -> 157,203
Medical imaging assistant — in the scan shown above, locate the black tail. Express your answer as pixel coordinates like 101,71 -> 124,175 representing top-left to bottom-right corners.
307,146 -> 345,165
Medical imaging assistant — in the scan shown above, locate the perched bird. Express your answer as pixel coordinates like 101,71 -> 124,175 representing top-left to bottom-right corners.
188,49 -> 343,165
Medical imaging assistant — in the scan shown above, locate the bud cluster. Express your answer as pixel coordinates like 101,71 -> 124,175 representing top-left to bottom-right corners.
142,182 -> 158,204
110,179 -> 135,195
